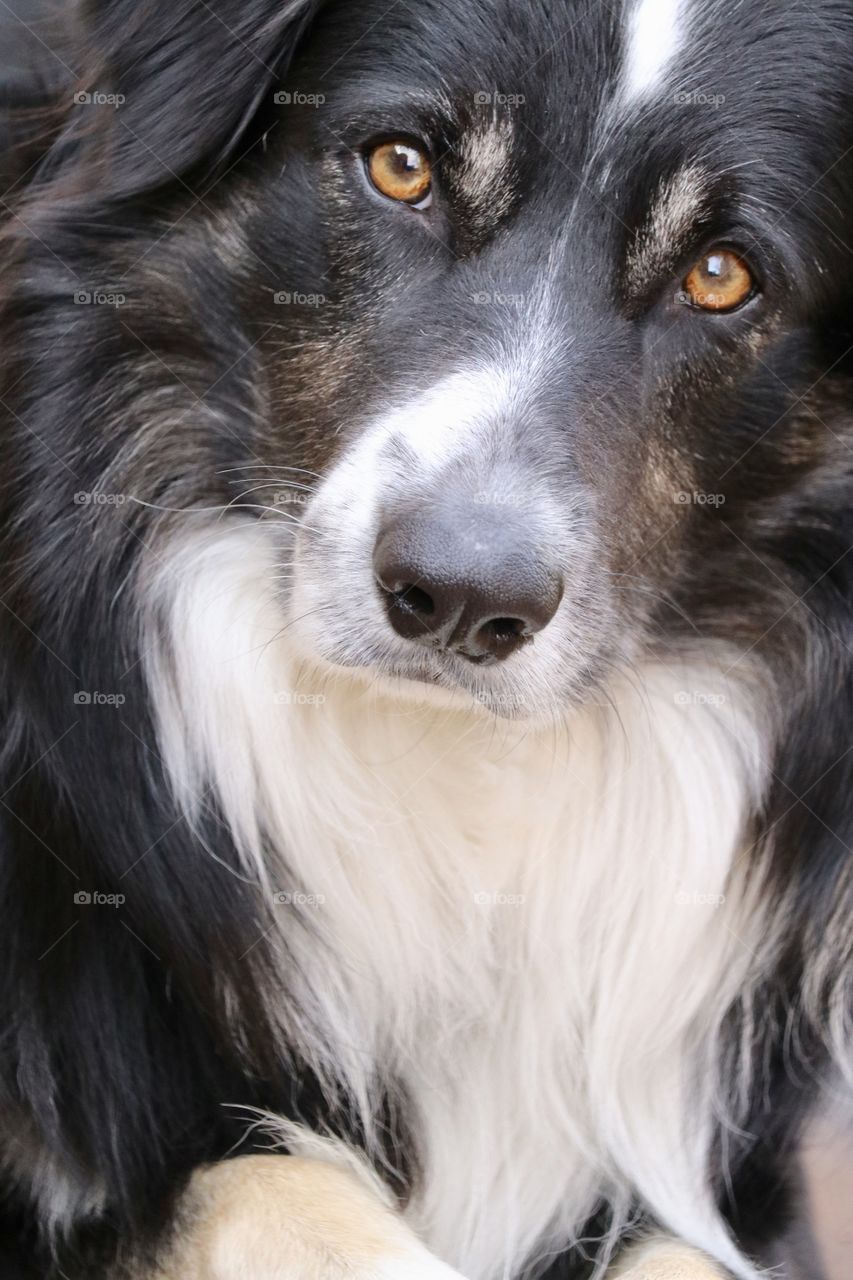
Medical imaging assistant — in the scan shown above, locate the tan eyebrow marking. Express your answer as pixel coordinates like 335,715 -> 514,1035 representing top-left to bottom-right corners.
452,118 -> 517,234
625,164 -> 714,296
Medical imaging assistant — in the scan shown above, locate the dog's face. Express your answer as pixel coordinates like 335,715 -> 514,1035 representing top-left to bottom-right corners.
139,0 -> 853,716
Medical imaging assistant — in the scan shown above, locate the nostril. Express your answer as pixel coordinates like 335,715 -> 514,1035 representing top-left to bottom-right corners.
484,617 -> 527,643
468,616 -> 529,662
386,584 -> 435,618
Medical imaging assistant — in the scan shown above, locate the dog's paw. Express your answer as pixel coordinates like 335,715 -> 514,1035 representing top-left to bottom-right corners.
146,1154 -> 466,1280
609,1239 -> 731,1279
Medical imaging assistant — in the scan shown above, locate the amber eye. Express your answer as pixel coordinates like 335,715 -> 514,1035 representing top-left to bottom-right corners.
366,140 -> 432,206
682,248 -> 755,312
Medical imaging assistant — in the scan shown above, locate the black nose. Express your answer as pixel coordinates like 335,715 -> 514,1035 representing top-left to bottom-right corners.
373,506 -> 563,664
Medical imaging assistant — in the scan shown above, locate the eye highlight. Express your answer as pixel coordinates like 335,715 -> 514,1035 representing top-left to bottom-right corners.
366,140 -> 432,207
682,248 -> 756,313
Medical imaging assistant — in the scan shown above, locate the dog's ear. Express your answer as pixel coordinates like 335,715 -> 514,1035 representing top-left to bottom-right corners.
73,0 -> 322,196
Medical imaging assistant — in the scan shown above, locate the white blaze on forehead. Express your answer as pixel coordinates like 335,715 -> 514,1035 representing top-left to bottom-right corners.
624,0 -> 685,100
310,366 -> 517,546
312,292 -> 560,539
380,366 -> 515,467
305,366 -> 514,542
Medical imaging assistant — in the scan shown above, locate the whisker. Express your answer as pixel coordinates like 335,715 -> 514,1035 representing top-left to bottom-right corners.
215,502 -> 322,534
224,479 -> 317,493
125,495 -> 317,533
254,606 -> 325,664
216,464 -> 323,479
603,572 -> 700,634
224,482 -> 315,508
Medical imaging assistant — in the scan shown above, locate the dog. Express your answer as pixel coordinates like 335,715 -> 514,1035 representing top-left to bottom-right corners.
0,0 -> 851,1276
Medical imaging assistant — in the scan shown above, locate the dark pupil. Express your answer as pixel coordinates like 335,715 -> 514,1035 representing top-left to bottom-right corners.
392,146 -> 419,175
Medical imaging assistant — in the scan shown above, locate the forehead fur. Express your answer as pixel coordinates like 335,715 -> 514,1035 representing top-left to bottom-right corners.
308,0 -> 853,217
625,165 -> 714,298
623,0 -> 685,100
451,116 -> 518,235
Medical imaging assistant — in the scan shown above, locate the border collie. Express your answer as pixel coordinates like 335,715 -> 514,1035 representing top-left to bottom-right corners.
1,1 -> 852,1277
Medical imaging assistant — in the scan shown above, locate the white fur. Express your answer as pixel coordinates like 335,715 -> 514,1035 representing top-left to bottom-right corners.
624,0 -> 684,100
319,366 -> 509,494
141,522 -> 775,1280
323,344 -> 553,483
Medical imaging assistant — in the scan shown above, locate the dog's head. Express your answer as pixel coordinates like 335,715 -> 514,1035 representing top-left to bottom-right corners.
8,0 -> 853,718
260,0 -> 853,715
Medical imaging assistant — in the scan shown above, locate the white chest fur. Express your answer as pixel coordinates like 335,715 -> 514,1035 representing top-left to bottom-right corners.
144,525 -> 770,1280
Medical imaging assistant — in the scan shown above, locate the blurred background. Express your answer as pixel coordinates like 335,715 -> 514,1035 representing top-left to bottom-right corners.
0,1 -> 851,1276
804,1121 -> 853,1279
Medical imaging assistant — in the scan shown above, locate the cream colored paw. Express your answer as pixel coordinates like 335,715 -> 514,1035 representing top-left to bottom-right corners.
610,1239 -> 730,1279
144,1154 -> 466,1280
